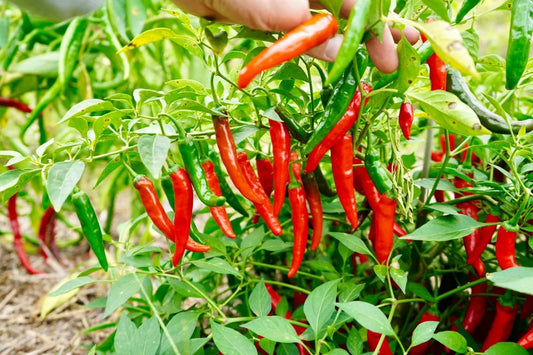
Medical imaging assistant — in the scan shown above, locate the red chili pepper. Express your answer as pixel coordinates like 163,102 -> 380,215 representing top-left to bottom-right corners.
461,280 -> 487,334
201,161 -> 237,239
213,115 -> 267,204
518,328 -> 533,350
521,295 -> 533,320
480,300 -> 518,351
134,175 -> 210,253
302,173 -> 323,251
367,330 -> 393,355
0,97 -> 33,113
331,134 -> 358,228
495,226 -> 519,269
304,88 -> 362,174
399,101 -> 414,140
38,206 -> 59,263
374,194 -> 396,264
256,157 -> 274,197
422,19 -> 447,91
468,214 -> 499,265
237,153 -> 282,236
410,312 -> 440,355
8,192 -> 44,274
169,169 -> 193,266
269,119 -> 292,216
288,151 -> 309,278
238,13 -> 338,88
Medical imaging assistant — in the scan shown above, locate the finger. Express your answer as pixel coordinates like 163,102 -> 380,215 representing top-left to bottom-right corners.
390,26 -> 420,44
365,26 -> 399,73
169,0 -> 218,19
305,34 -> 344,62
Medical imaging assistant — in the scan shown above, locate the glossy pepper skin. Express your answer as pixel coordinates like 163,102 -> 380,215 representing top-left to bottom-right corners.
304,64 -> 358,155
72,189 -> 109,271
134,176 -> 210,253
302,172 -> 323,251
237,153 -> 282,236
518,327 -> 533,349
468,214 -> 499,265
38,206 -> 60,263
213,115 -> 267,204
178,137 -> 225,207
455,0 -> 482,23
304,88 -> 362,174
480,301 -> 518,351
422,19 -> 447,91
256,157 -> 274,197
505,0 -> 533,89
269,119 -> 291,216
330,134 -> 358,228
367,330 -> 393,355
399,101 -> 414,140
238,13 -> 338,88
288,152 -> 309,278
8,192 -> 44,274
364,146 -> 393,195
496,226 -> 520,269
169,169 -> 193,266
373,195 -> 397,264
201,161 -> 236,239
461,281 -> 487,334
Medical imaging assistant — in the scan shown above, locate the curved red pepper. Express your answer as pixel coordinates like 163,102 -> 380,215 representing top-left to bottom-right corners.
480,301 -> 518,351
304,88 -> 361,174
468,214 -> 499,265
331,134 -> 358,228
8,192 -> 44,275
302,173 -> 323,251
213,115 -> 267,204
495,226 -> 519,269
201,161 -> 237,239
237,153 -> 282,236
38,206 -> 59,263
374,195 -> 396,264
288,151 -> 309,278
170,168 -> 193,266
399,101 -> 414,140
269,119 -> 291,216
461,281 -> 487,334
367,330 -> 393,355
518,327 -> 533,350
238,13 -> 338,88
0,97 -> 33,113
256,157 -> 274,197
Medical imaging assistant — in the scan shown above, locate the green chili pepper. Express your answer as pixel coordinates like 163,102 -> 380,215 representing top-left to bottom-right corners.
505,0 -> 533,90
455,0 -> 482,23
20,80 -> 62,141
207,149 -> 250,217
275,104 -> 311,143
205,27 -> 228,55
59,17 -> 89,89
303,63 -> 358,154
447,67 -> 533,133
178,137 -> 226,207
72,188 -> 108,271
314,164 -> 337,197
326,0 -> 371,85
364,137 -> 393,195
161,175 -> 175,207
355,47 -> 369,77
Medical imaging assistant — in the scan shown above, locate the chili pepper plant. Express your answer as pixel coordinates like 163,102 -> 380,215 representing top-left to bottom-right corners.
1,0 -> 533,354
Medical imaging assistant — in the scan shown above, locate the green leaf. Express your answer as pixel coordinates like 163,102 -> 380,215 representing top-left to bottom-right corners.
126,0 -> 146,36
409,91 -> 490,136
93,110 -> 131,137
250,279 -> 272,317
104,273 -> 146,318
304,280 -> 339,337
487,267 -> 533,295
407,283 -> 435,302
192,257 -> 242,278
317,0 -> 343,16
346,327 -> 363,355
337,301 -> 395,336
373,265 -> 388,284
270,63 -> 308,82
277,343 -> 300,355
159,311 -> 200,354
115,315 -> 137,355
329,232 -> 372,256
414,178 -> 456,192
58,99 -> 114,124
390,268 -> 408,294
0,168 -> 38,200
137,135 -> 171,180
11,51 -> 59,77
401,214 -> 484,241
48,276 -> 97,297
396,36 -> 420,94
411,321 -> 439,347
135,316 -> 161,355
47,161 -> 85,211
211,321 -> 258,355
242,316 -> 301,343
338,281 -> 365,303
241,227 -> 265,260
422,0 -> 450,21
483,342 -> 529,355
433,331 -> 468,353
324,350 -> 349,355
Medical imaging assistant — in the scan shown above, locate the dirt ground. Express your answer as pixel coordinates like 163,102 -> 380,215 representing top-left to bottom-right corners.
0,214 -> 115,355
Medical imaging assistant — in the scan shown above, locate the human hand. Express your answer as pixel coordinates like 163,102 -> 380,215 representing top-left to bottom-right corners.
7,0 -> 103,21
170,0 -> 419,73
